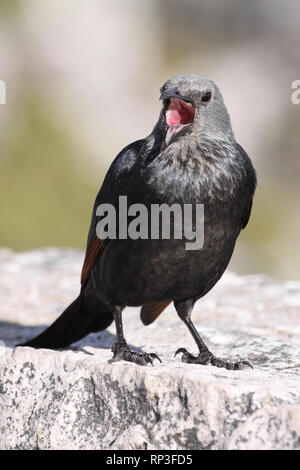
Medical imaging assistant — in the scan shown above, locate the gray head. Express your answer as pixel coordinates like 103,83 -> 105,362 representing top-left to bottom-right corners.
159,74 -> 234,146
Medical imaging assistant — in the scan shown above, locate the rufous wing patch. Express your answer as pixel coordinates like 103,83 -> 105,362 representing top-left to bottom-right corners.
140,301 -> 171,326
81,237 -> 103,286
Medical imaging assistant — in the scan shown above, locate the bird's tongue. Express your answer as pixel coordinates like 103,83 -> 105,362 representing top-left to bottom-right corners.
165,98 -> 194,145
165,107 -> 189,145
166,109 -> 181,126
166,125 -> 180,145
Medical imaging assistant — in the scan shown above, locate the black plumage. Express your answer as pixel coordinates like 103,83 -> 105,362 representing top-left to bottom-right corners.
21,75 -> 256,369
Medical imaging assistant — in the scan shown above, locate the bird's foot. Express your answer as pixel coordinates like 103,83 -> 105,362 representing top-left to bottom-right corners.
175,348 -> 252,370
109,343 -> 162,366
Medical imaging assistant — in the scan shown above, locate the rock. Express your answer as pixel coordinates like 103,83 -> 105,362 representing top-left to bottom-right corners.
0,248 -> 300,450
225,405 -> 300,450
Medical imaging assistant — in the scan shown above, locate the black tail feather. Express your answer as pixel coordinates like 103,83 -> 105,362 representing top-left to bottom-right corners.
18,293 -> 113,349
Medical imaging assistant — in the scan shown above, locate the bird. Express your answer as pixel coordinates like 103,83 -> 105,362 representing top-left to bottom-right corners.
20,74 -> 257,370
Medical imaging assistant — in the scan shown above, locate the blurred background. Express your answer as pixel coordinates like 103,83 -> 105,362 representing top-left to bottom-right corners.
0,0 -> 299,280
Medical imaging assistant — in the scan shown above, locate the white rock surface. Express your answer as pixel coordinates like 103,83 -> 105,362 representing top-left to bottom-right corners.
0,248 -> 300,450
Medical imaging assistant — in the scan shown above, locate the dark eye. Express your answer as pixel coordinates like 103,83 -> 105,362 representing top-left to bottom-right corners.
201,91 -> 212,103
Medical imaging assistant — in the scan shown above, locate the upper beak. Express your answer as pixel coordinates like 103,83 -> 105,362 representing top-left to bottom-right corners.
159,87 -> 192,104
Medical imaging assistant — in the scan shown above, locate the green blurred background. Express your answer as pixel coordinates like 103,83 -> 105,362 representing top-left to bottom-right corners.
0,0 -> 299,280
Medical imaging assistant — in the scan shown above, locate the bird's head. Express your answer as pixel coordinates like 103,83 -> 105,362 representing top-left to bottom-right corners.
159,74 -> 234,146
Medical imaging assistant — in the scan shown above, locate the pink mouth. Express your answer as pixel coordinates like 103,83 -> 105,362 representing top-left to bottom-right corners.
165,98 -> 194,145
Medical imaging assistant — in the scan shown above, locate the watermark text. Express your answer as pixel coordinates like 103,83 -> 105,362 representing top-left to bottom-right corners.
0,80 -> 6,104
291,80 -> 300,104
96,196 -> 204,251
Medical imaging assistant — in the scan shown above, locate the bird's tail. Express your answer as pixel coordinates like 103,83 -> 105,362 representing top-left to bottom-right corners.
19,291 -> 114,349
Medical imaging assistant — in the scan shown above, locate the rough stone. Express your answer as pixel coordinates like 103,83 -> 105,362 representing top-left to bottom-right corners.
0,248 -> 299,450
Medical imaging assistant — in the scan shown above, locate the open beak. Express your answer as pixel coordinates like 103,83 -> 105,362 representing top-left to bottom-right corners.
160,88 -> 195,145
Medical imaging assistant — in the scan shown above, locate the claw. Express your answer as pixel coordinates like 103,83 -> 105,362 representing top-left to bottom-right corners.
175,347 -> 253,370
235,360 -> 253,370
144,354 -> 154,366
174,347 -> 188,357
109,345 -> 162,367
149,353 -> 162,363
175,347 -> 208,364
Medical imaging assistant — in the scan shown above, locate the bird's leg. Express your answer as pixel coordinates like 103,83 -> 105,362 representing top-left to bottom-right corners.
174,300 -> 252,370
109,306 -> 161,366
111,305 -> 128,353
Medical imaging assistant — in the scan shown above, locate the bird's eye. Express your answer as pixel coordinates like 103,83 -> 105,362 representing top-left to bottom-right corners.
201,91 -> 212,103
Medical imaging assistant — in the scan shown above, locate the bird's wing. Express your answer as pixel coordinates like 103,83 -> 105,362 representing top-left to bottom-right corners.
140,301 -> 171,325
81,236 -> 103,285
80,140 -> 143,286
241,197 -> 253,230
235,143 -> 257,231
80,138 -> 171,321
